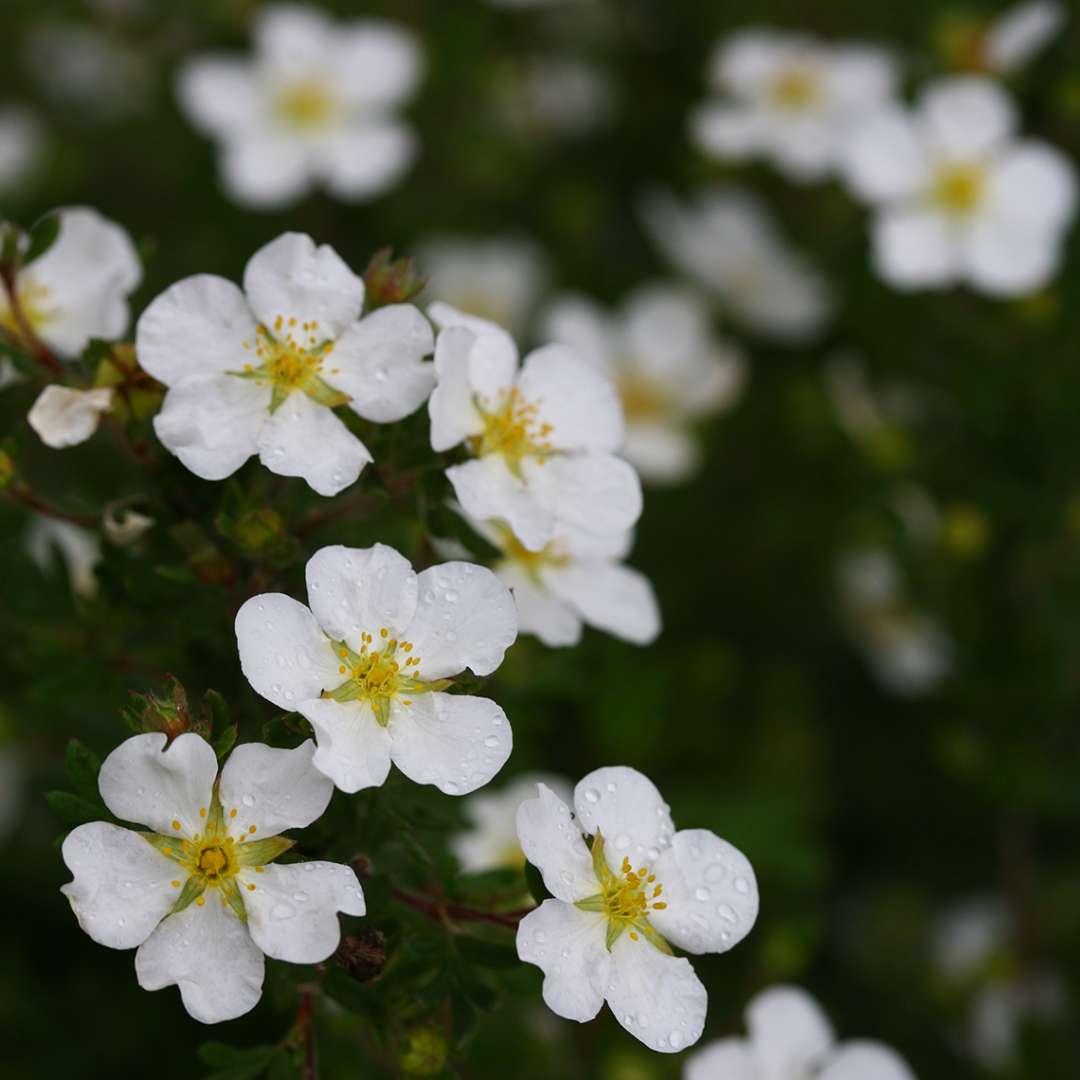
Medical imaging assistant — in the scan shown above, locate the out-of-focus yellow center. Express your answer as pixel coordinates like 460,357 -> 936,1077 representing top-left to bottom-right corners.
770,68 -> 820,110
275,80 -> 337,130
618,372 -> 669,423
932,163 -> 986,216
0,279 -> 54,338
496,522 -> 568,579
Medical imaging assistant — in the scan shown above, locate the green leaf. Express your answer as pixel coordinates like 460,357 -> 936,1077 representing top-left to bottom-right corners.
45,791 -> 102,827
211,718 -> 237,762
23,212 -> 60,265
65,739 -> 102,804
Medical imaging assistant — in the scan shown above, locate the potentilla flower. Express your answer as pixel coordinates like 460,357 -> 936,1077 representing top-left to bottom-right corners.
516,767 -> 759,1053
0,206 -> 140,358
236,542 -> 517,796
641,188 -> 832,343
453,772 -> 573,873
177,3 -> 421,208
459,511 -> 660,648
428,304 -> 642,552
684,985 -> 916,1080
27,385 -> 113,448
26,518 -> 101,599
690,29 -> 897,182
840,76 -> 1077,297
941,1 -> 1066,76
60,733 -> 363,1024
0,105 -> 42,193
418,235 -> 548,339
541,284 -> 745,485
136,232 -> 434,496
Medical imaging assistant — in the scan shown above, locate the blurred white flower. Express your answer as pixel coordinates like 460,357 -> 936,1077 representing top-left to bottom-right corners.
983,1 -> 1066,75
499,55 -> 615,139
542,284 -> 745,484
453,772 -> 573,873
837,548 -> 952,697
136,232 -> 434,496
236,543 -> 517,796
516,768 -> 758,1053
691,29 -> 897,182
1,207 -> 141,359
460,512 -> 660,647
641,188 -> 832,343
103,504 -> 155,547
427,304 -> 642,553
26,518 -> 101,600
177,3 -> 421,208
684,985 -> 915,1080
61,733 -> 364,1024
841,76 -> 1077,297
28,386 -> 113,448
418,236 -> 548,339
0,106 -> 43,194
824,352 -> 924,447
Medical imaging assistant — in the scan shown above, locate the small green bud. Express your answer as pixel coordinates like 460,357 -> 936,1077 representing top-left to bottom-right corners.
122,675 -> 211,743
363,247 -> 427,310
400,1028 -> 448,1077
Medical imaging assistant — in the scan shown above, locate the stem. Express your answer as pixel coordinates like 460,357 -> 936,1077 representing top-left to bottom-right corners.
393,888 -> 533,930
0,267 -> 62,376
297,992 -> 317,1080
6,482 -> 98,528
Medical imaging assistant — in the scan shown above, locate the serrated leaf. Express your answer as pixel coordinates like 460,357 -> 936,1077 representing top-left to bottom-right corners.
45,791 -> 102,827
23,212 -> 60,265
65,739 -> 102,804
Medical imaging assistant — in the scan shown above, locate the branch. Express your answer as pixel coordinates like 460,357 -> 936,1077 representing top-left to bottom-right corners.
393,888 -> 533,929
296,992 -> 317,1080
6,482 -> 98,528
0,266 -> 62,376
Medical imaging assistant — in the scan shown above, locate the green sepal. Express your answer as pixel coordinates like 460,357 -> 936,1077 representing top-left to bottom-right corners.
605,919 -> 625,952
635,920 -> 673,955
233,836 -> 295,868
303,375 -> 351,409
590,830 -> 613,886
371,696 -> 391,727
219,876 -> 248,922
574,894 -> 606,913
141,832 -> 189,863
171,874 -> 207,914
268,382 -> 290,415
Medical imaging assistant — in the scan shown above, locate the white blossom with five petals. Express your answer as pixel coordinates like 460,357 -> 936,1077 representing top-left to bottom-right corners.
516,767 -> 758,1053
236,543 -> 517,796
427,304 -> 643,553
136,232 -> 434,496
60,733 -> 364,1024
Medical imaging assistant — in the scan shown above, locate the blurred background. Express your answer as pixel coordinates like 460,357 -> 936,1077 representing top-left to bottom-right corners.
2,0 -> 1079,1077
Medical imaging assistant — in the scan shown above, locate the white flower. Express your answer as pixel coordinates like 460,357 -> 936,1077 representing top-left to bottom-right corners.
103,504 -> 155,547
460,512 -> 660,647
27,385 -> 113,448
982,1 -> 1066,75
236,543 -> 518,796
428,304 -> 642,552
841,76 -> 1077,297
418,235 -> 548,339
60,732 -> 363,1024
516,768 -> 759,1053
26,518 -> 101,599
0,206 -> 140,358
453,772 -> 573,873
684,985 -> 915,1080
542,284 -> 745,484
177,3 -> 421,208
690,29 -> 897,182
0,105 -> 42,193
641,188 -> 832,343
136,232 -> 434,496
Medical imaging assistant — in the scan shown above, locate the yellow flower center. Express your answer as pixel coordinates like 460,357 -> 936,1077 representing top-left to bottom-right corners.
769,67 -> 821,110
275,79 -> 338,130
0,279 -> 55,338
496,522 -> 569,580
468,388 -> 555,477
617,372 -> 669,423
932,163 -> 986,216
198,845 -> 232,878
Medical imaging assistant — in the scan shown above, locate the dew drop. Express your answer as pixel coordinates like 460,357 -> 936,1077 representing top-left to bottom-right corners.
483,735 -> 500,748
717,903 -> 738,924
734,876 -> 750,895
613,833 -> 630,850
694,887 -> 711,902
242,794 -> 256,808
583,788 -> 600,804
293,892 -> 309,903
669,1030 -> 685,1050
271,903 -> 295,921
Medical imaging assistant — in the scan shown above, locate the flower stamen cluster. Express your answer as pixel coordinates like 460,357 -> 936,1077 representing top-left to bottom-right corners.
931,162 -> 987,216
769,68 -> 821,111
274,80 -> 339,131
468,388 -> 555,476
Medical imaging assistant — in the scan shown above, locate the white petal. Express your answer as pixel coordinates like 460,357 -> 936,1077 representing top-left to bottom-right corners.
522,452 -> 643,540
573,766 -> 675,869
219,740 -> 333,836
28,386 -> 112,448
332,21 -> 421,107
152,374 -> 268,481
542,560 -> 660,645
516,782 -> 596,902
965,218 -> 1062,297
769,115 -> 841,183
746,985 -> 835,1078
135,897 -> 264,1024
539,294 -> 615,376
621,423 -> 700,485
221,133 -> 314,209
712,30 -> 791,95
985,1 -> 1066,74
317,122 -> 417,202
517,900 -> 609,1022
176,57 -> 260,137
919,76 -> 1016,157
429,325 -> 483,451
819,1041 -> 917,1080
606,934 -> 707,1053
871,208 -> 960,289
61,822 -> 177,949
242,861 -> 365,963
407,562 -> 518,679
327,304 -> 434,422
27,206 -> 140,357
135,274 -> 256,386
257,390 -> 371,496
243,232 -> 365,338
684,1039 -> 758,1080
298,697 -> 393,793
840,108 -> 930,204
428,301 -> 520,374
648,829 -> 758,955
305,542 -> 418,650
516,344 -> 624,453
986,141 -> 1077,233
827,46 -> 898,109
388,693 -> 512,796
689,103 -> 766,162
236,592 -> 341,710
447,456 -> 553,552
98,732 -> 217,837
496,561 -> 583,648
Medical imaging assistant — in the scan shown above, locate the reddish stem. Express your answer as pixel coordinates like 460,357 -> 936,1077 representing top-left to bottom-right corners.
7,483 -> 98,528
297,992 -> 317,1080
0,267 -> 62,376
394,888 -> 533,929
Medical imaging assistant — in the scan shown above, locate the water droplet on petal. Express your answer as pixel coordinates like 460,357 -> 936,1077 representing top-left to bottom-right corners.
242,794 -> 256,808
694,887 -> 710,902
734,876 -> 750,894
583,788 -> 600,804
